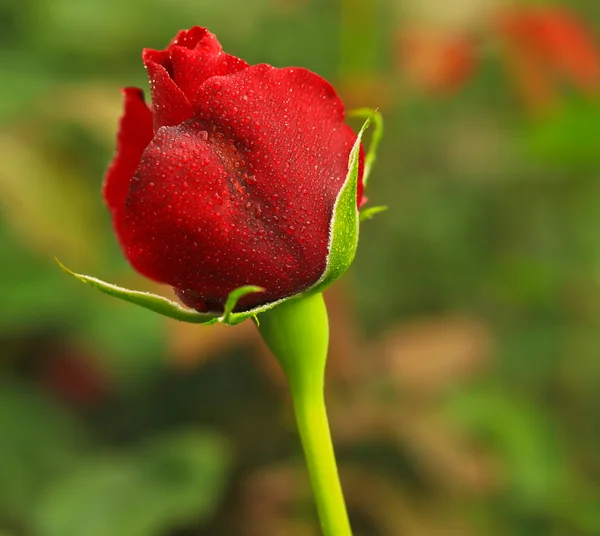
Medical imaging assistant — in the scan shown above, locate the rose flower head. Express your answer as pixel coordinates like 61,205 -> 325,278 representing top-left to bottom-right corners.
103,27 -> 367,314
59,27 -> 381,325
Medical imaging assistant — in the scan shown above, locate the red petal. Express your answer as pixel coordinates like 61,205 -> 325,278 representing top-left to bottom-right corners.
143,49 -> 194,129
193,64 -> 364,207
168,27 -> 249,104
103,87 -> 154,242
122,65 -> 362,311
142,28 -> 248,129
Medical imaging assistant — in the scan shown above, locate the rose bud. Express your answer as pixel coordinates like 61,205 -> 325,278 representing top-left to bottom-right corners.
102,27 -> 366,314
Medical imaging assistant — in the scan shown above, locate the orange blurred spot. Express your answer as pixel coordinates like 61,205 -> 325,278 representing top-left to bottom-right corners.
396,27 -> 477,95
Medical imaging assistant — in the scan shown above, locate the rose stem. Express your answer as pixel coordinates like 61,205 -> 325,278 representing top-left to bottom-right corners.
258,292 -> 352,536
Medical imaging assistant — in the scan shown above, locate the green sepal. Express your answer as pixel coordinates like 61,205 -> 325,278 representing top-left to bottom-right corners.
308,114 -> 373,295
359,205 -> 388,222
348,107 -> 383,188
56,259 -> 263,326
221,285 -> 264,325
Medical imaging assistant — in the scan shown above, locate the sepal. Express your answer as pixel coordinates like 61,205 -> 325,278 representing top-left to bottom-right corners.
348,107 -> 383,188
359,205 -> 388,222
56,259 -> 263,326
221,285 -> 264,325
309,113 -> 373,294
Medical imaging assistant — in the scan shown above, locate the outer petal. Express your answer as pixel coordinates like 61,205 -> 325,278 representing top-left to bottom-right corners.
102,87 -> 154,242
143,49 -> 194,130
122,65 -> 363,311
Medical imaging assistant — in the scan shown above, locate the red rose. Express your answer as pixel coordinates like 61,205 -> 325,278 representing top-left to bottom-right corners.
103,27 -> 364,313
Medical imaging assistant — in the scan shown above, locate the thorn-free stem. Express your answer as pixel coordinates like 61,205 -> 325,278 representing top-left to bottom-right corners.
290,369 -> 352,536
258,292 -> 352,536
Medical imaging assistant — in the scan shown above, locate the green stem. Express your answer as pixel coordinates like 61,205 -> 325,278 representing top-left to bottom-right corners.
290,372 -> 352,536
258,293 -> 352,536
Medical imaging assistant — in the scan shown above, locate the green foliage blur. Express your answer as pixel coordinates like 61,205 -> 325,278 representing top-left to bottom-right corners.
1,0 -> 600,534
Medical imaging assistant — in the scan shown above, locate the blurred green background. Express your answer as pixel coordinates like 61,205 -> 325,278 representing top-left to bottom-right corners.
2,0 -> 600,534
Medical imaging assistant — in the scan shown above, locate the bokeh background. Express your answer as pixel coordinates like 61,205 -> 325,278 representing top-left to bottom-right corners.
2,0 -> 600,534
